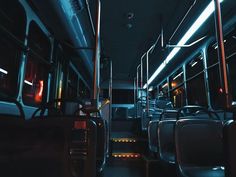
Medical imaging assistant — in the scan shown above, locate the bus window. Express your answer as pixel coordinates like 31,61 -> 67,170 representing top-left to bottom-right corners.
22,22 -> 51,106
207,28 -> 236,108
159,80 -> 168,98
79,79 -> 90,99
0,1 -> 26,41
186,54 -> 207,106
225,28 -> 236,101
0,1 -> 26,97
67,68 -> 78,99
170,68 -> 185,108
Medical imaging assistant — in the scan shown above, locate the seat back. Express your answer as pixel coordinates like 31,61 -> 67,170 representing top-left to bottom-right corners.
175,119 -> 224,167
158,120 -> 176,164
148,120 -> 159,153
224,120 -> 236,177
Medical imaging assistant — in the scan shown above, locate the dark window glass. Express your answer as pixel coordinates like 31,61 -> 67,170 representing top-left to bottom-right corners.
225,28 -> 236,101
170,68 -> 183,89
0,1 -> 26,97
207,42 -> 219,67
79,80 -> 90,99
67,68 -> 78,99
0,1 -> 26,41
207,28 -> 236,107
112,89 -> 134,104
159,80 -> 168,97
187,73 -> 207,106
0,34 -> 21,97
208,65 -> 222,109
171,86 -> 186,108
22,22 -> 51,106
186,54 -> 204,78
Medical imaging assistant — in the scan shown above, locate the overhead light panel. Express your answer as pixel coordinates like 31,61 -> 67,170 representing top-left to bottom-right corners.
0,68 -> 8,75
144,0 -> 224,89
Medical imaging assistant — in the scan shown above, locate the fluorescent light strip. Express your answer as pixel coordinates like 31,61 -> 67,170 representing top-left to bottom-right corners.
144,0 -> 224,89
0,68 -> 8,75
24,80 -> 33,86
173,71 -> 183,80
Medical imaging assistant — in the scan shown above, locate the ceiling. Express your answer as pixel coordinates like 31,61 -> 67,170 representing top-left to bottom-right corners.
101,0 -> 197,81
27,0 -> 236,88
100,0 -> 236,86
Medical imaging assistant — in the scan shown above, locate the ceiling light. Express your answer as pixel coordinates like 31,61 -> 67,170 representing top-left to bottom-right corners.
143,0 -> 224,89
0,68 -> 8,75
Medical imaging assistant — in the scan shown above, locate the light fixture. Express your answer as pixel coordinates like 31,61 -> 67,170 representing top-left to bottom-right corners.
173,71 -> 183,80
0,68 -> 8,75
144,0 -> 224,89
24,80 -> 33,86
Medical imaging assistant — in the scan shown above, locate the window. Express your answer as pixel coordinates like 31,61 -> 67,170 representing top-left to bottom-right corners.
67,68 -> 78,99
186,54 -> 207,106
171,86 -> 186,108
170,68 -> 183,89
22,22 -> 51,106
186,54 -> 204,79
169,68 -> 185,108
0,1 -> 26,41
112,89 -> 134,104
79,79 -> 90,99
225,28 -> 236,101
0,1 -> 26,97
159,80 -> 168,97
0,34 -> 21,97
207,27 -> 236,108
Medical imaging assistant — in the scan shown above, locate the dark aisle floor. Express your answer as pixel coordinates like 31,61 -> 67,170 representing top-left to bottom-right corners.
102,159 -> 145,177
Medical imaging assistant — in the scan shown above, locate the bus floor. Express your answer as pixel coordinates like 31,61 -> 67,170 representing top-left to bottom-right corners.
101,157 -> 144,177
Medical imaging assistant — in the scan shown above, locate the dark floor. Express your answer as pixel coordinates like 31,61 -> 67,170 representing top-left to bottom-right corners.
102,158 -> 145,177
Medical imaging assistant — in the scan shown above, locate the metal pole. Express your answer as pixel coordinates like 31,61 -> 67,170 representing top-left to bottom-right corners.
108,59 -> 112,155
145,45 -> 155,116
92,0 -> 101,107
134,78 -> 136,105
136,64 -> 141,100
213,0 -> 231,108
140,53 -> 146,112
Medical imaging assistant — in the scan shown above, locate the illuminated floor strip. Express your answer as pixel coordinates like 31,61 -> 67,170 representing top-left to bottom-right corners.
112,153 -> 141,158
112,138 -> 137,143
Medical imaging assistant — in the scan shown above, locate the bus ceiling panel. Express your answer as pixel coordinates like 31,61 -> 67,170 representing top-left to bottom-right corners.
100,0 -> 213,82
26,0 -> 94,78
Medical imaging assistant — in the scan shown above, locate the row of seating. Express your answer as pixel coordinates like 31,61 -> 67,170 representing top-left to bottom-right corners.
147,105 -> 236,177
0,97 -> 108,177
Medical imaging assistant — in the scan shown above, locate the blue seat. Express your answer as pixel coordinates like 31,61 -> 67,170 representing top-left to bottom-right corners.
224,120 -> 236,177
175,118 -> 224,177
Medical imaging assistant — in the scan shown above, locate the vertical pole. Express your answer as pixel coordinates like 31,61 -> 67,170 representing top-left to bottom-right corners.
183,64 -> 188,105
136,65 -> 141,100
134,78 -> 136,105
136,65 -> 141,118
108,60 -> 112,155
134,78 -> 137,118
92,0 -> 101,107
146,46 -> 154,116
213,0 -> 231,108
146,52 -> 149,117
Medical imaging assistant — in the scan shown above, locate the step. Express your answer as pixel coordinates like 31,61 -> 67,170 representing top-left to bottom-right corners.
112,152 -> 141,159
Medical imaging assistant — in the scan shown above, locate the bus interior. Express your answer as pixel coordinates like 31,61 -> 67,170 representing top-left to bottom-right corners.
0,0 -> 236,177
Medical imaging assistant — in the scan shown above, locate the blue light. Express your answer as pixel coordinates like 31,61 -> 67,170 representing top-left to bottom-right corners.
144,0 -> 224,89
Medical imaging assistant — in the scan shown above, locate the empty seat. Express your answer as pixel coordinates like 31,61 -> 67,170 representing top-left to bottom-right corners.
148,120 -> 159,154
175,118 -> 224,177
224,120 -> 236,177
158,109 -> 178,164
158,120 -> 176,164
